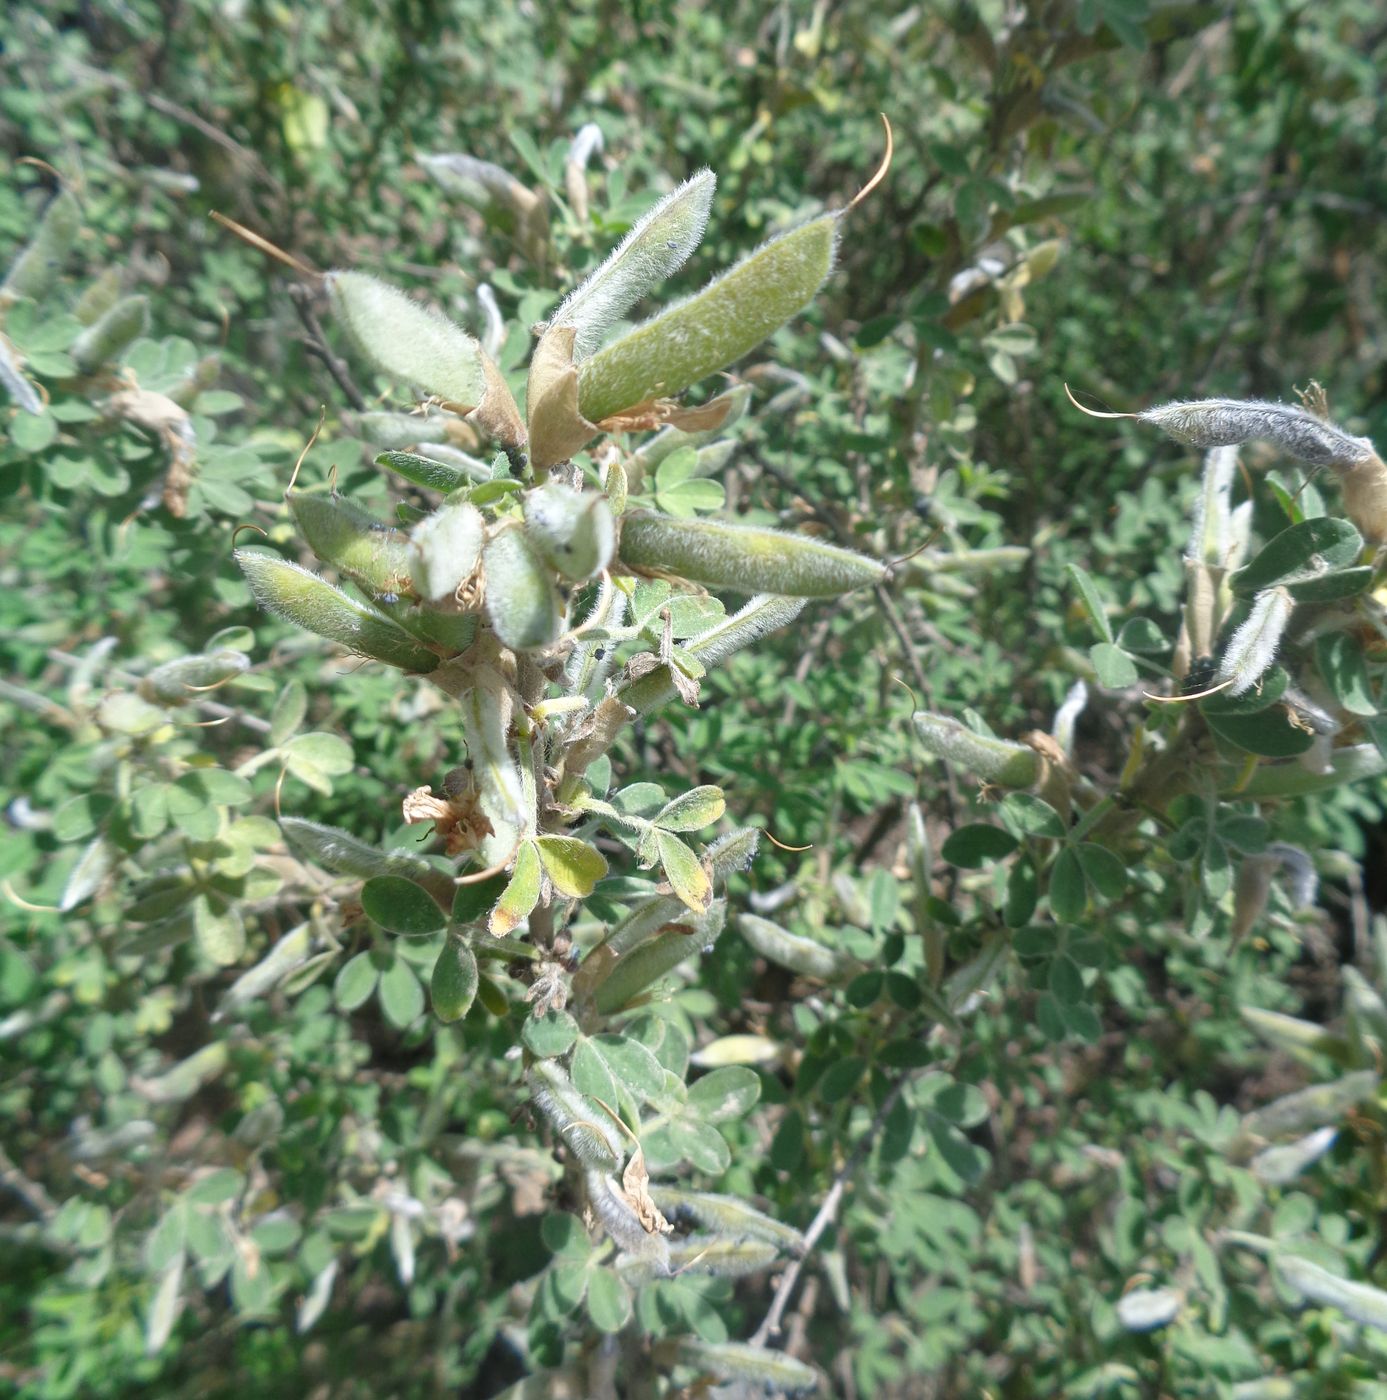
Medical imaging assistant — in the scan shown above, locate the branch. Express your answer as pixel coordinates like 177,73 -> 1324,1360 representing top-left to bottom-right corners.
289,285 -> 368,412
750,1072 -> 916,1347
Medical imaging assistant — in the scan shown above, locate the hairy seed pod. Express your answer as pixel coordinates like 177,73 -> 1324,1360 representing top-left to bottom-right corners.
235,549 -> 439,672
355,412 -> 452,449
548,169 -> 714,360
1239,1005 -> 1344,1065
620,594 -> 807,713
1116,1287 -> 1183,1333
1215,587 -> 1293,697
409,500 -> 484,601
215,922 -> 314,1021
578,214 -> 838,424
327,271 -> 487,410
651,1187 -> 806,1254
482,528 -> 563,651
74,266 -> 122,325
1138,397 -> 1376,468
619,511 -> 882,597
2,189 -> 81,302
1274,1253 -> 1387,1332
1239,1069 -> 1377,1145
1251,1127 -> 1338,1186
71,294 -> 149,372
523,482 -> 615,580
288,491 -> 415,599
662,1234 -> 780,1277
525,1060 -> 622,1168
913,712 -> 1043,788
279,817 -> 455,908
1186,445 -> 1239,565
671,1339 -> 818,1393
132,1042 -> 229,1105
375,447 -> 487,492
139,649 -> 249,705
0,336 -> 42,415
594,899 -> 726,1014
738,913 -> 846,979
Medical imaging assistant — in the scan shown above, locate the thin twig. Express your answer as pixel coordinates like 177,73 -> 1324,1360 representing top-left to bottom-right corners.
750,1072 -> 917,1347
289,285 -> 368,412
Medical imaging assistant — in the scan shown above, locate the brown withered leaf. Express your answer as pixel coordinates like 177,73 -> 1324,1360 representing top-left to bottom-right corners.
466,349 -> 527,452
526,325 -> 602,470
596,386 -> 740,437
618,1144 -> 672,1236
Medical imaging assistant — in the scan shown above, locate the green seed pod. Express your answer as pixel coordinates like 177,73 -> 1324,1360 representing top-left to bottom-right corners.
1273,1253 -> 1387,1332
1239,1069 -> 1377,1144
74,266 -> 122,325
650,1187 -> 806,1254
671,1339 -> 818,1394
235,549 -> 439,673
288,491 -> 415,599
375,448 -> 483,492
139,649 -> 249,705
390,604 -> 477,654
912,713 -> 1044,789
595,899 -> 725,1014
279,817 -> 456,909
482,528 -> 563,651
132,1042 -> 229,1105
526,1059 -> 622,1168
71,293 -> 149,372
738,913 -> 846,980
1239,1005 -> 1346,1066
577,213 -> 837,424
327,271 -> 487,410
409,500 -> 484,601
619,511 -> 882,597
355,411 -> 452,449
2,189 -> 81,303
547,168 -> 714,360
1229,744 -> 1386,798
660,1234 -> 780,1278
523,482 -> 615,581
214,922 -> 314,1022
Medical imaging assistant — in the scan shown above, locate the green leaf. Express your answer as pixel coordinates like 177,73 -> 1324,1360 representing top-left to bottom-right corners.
452,872 -> 508,926
431,934 -> 478,1022
541,1212 -> 590,1259
522,1009 -> 580,1058
1090,642 -> 1139,689
1075,843 -> 1126,900
269,680 -> 308,746
940,824 -> 1018,868
585,1266 -> 632,1334
490,841 -> 543,935
378,958 -> 425,1028
334,951 -> 378,1011
818,1056 -> 866,1104
1066,562 -> 1113,643
1231,517 -> 1363,596
361,876 -> 447,935
655,785 -> 726,833
284,732 -> 354,794
688,1066 -> 761,1123
656,829 -> 712,913
1205,707 -> 1315,758
999,793 -> 1065,839
1317,634 -> 1377,716
1048,847 -> 1087,921
534,835 -> 608,898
